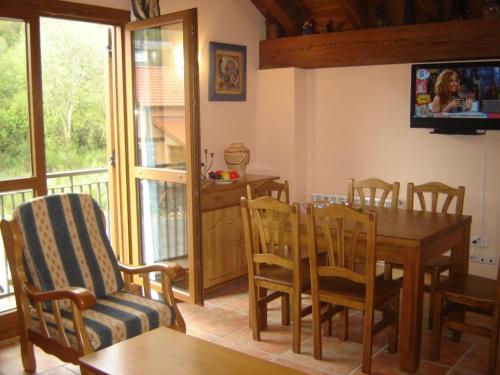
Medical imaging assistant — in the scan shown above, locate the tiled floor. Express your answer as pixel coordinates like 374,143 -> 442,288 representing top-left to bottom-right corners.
0,277 -> 497,374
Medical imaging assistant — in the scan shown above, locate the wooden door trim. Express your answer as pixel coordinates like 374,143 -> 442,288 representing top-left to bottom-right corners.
124,9 -> 201,304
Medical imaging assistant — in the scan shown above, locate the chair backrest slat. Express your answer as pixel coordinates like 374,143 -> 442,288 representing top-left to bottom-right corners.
407,182 -> 465,215
307,204 -> 376,287
348,178 -> 400,209
241,196 -> 301,284
247,180 -> 290,203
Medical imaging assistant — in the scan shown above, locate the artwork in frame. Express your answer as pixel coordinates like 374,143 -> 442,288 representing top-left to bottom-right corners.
209,42 -> 246,101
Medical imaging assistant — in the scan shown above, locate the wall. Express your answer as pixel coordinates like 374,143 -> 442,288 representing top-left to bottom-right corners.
256,64 -> 500,278
160,0 -> 265,171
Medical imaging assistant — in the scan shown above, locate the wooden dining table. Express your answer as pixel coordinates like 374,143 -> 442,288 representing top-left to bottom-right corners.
295,206 -> 472,373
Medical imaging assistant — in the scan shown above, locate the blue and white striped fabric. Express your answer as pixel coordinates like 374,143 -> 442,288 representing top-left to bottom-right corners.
14,193 -> 124,298
32,291 -> 175,350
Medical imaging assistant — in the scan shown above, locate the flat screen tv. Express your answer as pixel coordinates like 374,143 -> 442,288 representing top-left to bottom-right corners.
410,61 -> 500,134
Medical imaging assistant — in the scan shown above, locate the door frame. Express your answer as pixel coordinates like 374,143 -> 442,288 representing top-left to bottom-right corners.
124,9 -> 202,304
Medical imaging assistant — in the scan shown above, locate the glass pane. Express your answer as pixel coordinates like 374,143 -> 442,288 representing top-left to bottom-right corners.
133,22 -> 186,170
0,189 -> 34,312
0,20 -> 32,180
139,179 -> 188,292
40,18 -> 112,233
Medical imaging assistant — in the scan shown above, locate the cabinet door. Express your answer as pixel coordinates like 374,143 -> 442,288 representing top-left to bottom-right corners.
202,206 -> 246,289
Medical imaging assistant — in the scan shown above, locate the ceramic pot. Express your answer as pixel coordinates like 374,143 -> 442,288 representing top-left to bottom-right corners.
224,143 -> 250,178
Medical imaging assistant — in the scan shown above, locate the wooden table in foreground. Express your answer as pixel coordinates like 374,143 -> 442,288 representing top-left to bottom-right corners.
79,327 -> 304,375
302,207 -> 471,373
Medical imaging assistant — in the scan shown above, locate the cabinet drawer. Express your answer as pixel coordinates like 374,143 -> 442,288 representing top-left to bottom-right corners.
201,187 -> 246,211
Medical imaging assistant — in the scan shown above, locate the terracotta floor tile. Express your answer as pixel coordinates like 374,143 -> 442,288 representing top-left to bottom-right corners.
350,351 -> 450,375
331,314 -> 392,350
186,327 -> 220,342
187,304 -> 249,339
176,301 -> 206,319
63,363 -> 82,374
278,335 -> 366,375
40,366 -> 78,375
455,338 -> 500,375
272,357 -> 336,375
219,323 -> 312,356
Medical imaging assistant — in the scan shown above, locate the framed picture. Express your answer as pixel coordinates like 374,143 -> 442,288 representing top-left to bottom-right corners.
209,42 -> 246,101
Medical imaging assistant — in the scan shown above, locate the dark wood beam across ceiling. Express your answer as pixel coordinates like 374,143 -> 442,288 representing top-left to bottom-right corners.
250,0 -> 310,36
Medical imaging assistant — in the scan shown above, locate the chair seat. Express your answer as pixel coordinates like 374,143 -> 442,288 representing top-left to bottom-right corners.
255,259 -> 310,287
437,274 -> 496,309
32,291 -> 175,351
318,275 -> 400,306
424,255 -> 451,272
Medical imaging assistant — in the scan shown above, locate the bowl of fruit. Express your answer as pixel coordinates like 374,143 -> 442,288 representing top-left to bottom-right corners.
208,170 -> 240,184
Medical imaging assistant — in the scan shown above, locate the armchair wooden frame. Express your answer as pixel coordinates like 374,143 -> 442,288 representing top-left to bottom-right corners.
306,204 -> 400,374
347,178 -> 400,209
1,218 -> 186,374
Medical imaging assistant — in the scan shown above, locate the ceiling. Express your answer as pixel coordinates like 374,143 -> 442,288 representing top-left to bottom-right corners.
250,0 -> 486,39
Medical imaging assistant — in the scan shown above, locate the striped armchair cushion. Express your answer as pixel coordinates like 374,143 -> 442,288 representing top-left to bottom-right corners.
32,291 -> 175,350
14,193 -> 123,298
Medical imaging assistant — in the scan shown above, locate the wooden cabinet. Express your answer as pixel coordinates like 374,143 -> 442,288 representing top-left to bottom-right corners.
200,175 -> 278,289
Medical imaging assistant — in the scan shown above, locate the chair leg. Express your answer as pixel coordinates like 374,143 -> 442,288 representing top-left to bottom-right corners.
338,307 -> 349,341
312,296 -> 323,360
19,335 -> 36,372
388,294 -> 399,354
258,287 -> 268,330
361,309 -> 374,374
488,317 -> 499,375
322,303 -> 333,337
281,294 -> 290,326
384,262 -> 393,280
291,291 -> 301,353
249,285 -> 260,341
430,292 -> 443,361
428,269 -> 439,330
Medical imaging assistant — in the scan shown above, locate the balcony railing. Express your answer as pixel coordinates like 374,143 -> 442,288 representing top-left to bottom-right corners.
0,168 -> 108,311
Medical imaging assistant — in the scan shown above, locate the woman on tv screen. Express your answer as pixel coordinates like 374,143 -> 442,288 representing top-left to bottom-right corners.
431,69 -> 474,113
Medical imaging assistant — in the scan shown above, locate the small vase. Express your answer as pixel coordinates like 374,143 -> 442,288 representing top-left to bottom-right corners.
224,143 -> 250,178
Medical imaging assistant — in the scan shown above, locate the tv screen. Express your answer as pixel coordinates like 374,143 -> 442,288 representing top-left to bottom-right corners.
410,61 -> 500,133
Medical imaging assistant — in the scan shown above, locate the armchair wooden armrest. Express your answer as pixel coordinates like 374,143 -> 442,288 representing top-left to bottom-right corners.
118,262 -> 186,282
117,262 -> 186,333
24,284 -> 96,310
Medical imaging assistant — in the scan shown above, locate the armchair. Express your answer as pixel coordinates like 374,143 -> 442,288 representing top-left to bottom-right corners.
1,193 -> 185,373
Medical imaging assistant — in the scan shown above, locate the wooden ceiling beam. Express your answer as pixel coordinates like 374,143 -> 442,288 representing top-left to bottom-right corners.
251,0 -> 310,36
339,0 -> 366,29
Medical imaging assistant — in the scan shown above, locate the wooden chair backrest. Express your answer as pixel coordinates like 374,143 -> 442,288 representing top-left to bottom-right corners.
306,204 -> 377,306
348,178 -> 400,209
247,180 -> 290,203
240,196 -> 300,277
407,182 -> 465,215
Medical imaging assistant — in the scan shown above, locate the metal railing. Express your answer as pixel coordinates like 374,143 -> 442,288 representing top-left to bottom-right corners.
0,168 -> 109,308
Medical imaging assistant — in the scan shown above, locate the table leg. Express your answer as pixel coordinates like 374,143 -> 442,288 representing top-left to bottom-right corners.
450,223 -> 471,342
399,248 -> 424,373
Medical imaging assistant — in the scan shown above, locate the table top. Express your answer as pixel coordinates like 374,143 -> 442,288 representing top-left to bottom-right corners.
79,327 -> 305,375
301,206 -> 471,244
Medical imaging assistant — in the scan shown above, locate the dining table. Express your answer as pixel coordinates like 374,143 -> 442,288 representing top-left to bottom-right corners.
295,206 -> 472,373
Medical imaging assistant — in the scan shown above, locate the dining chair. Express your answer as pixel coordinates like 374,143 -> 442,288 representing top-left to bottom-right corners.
385,182 -> 465,329
306,204 -> 400,373
0,193 -> 186,374
240,195 -> 308,353
247,179 -> 290,203
347,177 -> 400,209
431,260 -> 500,374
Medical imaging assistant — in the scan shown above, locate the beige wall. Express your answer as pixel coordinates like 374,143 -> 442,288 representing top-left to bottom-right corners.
160,0 -> 265,171
256,64 -> 500,278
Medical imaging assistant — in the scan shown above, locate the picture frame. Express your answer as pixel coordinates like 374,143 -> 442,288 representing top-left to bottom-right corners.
209,42 -> 246,101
